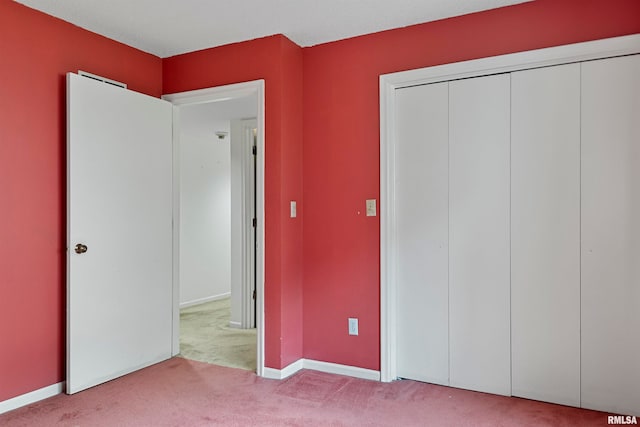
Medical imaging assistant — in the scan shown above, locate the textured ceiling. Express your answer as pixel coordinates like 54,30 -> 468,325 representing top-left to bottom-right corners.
14,0 -> 530,58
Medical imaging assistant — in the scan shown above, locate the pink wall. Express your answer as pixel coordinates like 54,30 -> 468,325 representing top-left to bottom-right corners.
163,35 -> 305,369
0,0 -> 162,401
301,0 -> 640,370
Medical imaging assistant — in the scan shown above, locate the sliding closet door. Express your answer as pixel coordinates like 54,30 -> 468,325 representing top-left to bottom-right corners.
581,54 -> 640,416
394,83 -> 450,385
448,74 -> 511,395
511,64 -> 581,406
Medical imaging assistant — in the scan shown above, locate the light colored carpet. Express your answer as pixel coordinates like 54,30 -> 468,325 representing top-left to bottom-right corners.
179,298 -> 256,371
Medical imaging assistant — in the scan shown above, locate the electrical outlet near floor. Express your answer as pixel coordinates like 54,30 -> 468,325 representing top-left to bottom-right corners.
348,318 -> 359,336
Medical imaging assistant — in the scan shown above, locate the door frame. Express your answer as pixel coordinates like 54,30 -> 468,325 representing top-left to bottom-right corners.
379,35 -> 640,383
163,80 -> 266,376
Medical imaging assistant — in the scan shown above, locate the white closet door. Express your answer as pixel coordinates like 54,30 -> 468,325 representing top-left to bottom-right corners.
511,64 -> 581,406
581,54 -> 640,416
448,74 -> 511,395
395,83 -> 449,385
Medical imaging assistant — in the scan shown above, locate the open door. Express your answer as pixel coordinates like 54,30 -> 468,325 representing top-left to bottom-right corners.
242,119 -> 257,329
66,73 -> 173,394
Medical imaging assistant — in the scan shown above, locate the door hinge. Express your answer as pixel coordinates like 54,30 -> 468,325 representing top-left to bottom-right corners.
252,145 -> 257,155
253,290 -> 256,300
252,218 -> 257,228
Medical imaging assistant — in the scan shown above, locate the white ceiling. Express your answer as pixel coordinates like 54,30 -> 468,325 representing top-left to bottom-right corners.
15,0 -> 529,58
180,94 -> 258,128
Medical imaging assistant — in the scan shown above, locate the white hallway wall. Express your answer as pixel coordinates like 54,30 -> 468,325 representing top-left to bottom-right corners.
178,94 -> 257,322
179,105 -> 232,307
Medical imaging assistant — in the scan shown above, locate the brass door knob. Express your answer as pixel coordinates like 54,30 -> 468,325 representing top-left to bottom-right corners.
74,243 -> 88,254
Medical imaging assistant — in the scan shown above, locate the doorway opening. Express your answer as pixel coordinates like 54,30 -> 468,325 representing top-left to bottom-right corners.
163,81 -> 265,376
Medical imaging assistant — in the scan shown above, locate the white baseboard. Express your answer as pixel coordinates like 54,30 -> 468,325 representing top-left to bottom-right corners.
303,359 -> 381,381
0,361 -> 378,414
263,359 -> 304,380
0,382 -> 64,415
180,292 -> 230,309
262,359 -> 380,382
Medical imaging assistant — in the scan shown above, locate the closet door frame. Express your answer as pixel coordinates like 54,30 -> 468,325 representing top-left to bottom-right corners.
379,34 -> 640,383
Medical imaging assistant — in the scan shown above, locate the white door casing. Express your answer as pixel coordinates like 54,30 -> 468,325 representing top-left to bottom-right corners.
163,81 -> 266,376
67,72 -> 173,394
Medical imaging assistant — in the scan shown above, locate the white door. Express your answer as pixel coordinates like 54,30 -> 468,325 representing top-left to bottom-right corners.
244,120 -> 257,329
67,73 -> 173,394
448,74 -> 511,396
230,118 -> 257,329
581,54 -> 640,416
511,63 -> 581,406
394,82 -> 449,385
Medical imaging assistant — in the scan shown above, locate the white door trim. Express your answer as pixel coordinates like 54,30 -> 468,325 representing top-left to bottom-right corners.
163,80 -> 266,377
379,34 -> 640,383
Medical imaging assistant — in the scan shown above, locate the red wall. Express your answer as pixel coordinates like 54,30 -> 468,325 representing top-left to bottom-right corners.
163,35 -> 305,369
2,0 -> 639,405
301,0 -> 640,370
0,0 -> 162,402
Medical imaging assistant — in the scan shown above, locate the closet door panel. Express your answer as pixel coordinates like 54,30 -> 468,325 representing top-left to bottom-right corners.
395,83 -> 449,385
581,54 -> 640,416
511,64 -> 581,406
449,74 -> 511,395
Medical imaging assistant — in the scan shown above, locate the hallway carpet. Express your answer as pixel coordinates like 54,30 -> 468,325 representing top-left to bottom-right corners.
1,358 -> 609,426
180,298 -> 256,371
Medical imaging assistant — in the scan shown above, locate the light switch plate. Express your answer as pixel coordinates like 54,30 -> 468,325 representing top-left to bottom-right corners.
290,201 -> 297,218
366,199 -> 377,216
348,318 -> 359,336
